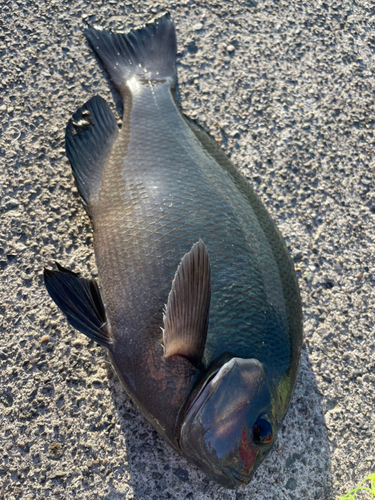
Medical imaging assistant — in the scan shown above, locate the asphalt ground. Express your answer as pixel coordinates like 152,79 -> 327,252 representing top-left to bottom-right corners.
0,0 -> 374,499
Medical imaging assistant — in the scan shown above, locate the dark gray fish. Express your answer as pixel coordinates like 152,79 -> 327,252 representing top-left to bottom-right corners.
44,13 -> 303,489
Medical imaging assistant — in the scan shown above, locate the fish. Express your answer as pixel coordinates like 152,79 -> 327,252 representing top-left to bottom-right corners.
44,13 -> 303,489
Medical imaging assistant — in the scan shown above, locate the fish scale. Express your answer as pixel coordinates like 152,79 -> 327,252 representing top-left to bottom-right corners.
93,83 -> 287,370
44,13 -> 302,489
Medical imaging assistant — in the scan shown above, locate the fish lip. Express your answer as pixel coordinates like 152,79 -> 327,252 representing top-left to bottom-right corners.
226,468 -> 251,486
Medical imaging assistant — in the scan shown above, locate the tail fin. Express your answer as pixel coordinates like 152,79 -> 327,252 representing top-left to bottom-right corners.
85,13 -> 176,88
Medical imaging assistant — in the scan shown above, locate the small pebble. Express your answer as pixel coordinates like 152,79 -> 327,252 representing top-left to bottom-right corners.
303,271 -> 313,282
0,393 -> 13,407
48,441 -> 64,460
40,335 -> 49,343
226,44 -> 235,52
72,338 -> 85,346
173,467 -> 189,482
285,478 -> 298,491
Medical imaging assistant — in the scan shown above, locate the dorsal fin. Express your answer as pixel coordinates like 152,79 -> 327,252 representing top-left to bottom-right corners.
44,263 -> 112,349
163,240 -> 211,367
65,95 -> 119,212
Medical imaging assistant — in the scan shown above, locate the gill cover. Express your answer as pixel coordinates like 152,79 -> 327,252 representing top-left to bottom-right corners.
180,357 -> 274,488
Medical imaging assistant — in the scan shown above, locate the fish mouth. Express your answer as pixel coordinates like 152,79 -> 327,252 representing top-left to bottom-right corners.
227,468 -> 251,486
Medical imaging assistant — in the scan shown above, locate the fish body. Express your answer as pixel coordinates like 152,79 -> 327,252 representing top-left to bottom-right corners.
45,14 -> 302,488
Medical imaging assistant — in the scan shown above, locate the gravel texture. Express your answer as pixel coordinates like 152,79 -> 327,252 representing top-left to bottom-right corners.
1,0 -> 374,499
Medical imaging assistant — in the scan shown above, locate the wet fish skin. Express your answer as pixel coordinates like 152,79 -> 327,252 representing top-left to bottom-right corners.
44,13 -> 303,489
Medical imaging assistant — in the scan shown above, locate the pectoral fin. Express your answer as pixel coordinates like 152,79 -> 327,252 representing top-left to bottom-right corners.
44,263 -> 111,348
163,240 -> 211,367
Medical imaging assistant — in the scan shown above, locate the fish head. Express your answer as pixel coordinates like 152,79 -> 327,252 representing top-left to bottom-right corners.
180,357 -> 275,488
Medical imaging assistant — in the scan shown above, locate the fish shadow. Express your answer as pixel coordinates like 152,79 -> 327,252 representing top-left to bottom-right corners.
102,346 -> 332,500
240,348 -> 334,500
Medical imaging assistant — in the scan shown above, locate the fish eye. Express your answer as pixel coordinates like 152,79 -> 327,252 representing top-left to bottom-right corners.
252,418 -> 272,444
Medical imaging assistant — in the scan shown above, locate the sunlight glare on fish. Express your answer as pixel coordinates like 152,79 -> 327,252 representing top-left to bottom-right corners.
127,76 -> 140,93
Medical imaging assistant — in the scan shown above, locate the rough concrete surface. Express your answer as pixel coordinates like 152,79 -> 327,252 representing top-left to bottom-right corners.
0,0 -> 374,499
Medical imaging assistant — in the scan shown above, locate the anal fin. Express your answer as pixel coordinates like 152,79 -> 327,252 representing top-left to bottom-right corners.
44,263 -> 111,348
163,240 -> 211,367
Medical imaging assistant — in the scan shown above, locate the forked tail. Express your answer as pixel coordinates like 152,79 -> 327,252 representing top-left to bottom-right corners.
85,13 -> 177,88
